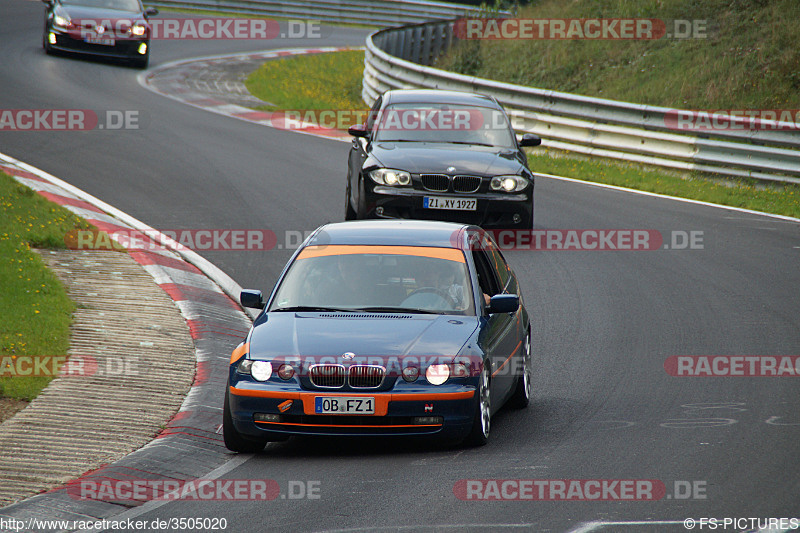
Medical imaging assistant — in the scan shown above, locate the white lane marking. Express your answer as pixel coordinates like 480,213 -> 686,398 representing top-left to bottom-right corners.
534,172 -> 800,224
569,521 -> 686,532
72,453 -> 254,533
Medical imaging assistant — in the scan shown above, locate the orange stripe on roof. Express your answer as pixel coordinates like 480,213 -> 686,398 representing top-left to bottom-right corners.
297,245 -> 465,263
230,342 -> 249,365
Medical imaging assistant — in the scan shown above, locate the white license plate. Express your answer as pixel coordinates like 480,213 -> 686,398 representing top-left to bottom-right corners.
315,396 -> 375,414
85,37 -> 115,45
423,196 -> 477,211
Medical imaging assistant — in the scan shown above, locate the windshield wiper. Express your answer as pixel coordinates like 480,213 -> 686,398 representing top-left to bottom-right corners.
441,141 -> 496,147
272,306 -> 355,313
355,306 -> 438,314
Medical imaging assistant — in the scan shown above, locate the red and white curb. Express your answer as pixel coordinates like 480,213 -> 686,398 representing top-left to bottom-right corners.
0,151 -> 254,518
139,46 -> 362,142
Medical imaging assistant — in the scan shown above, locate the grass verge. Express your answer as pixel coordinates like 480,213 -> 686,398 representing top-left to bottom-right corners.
0,172 -> 92,402
436,0 -> 800,110
244,50 -> 800,219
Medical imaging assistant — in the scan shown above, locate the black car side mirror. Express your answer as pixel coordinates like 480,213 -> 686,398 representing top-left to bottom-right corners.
518,133 -> 542,147
240,289 -> 265,309
487,294 -> 519,314
348,123 -> 368,138
145,7 -> 159,16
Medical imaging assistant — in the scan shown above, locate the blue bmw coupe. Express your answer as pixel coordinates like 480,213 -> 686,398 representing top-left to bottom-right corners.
224,220 -> 532,450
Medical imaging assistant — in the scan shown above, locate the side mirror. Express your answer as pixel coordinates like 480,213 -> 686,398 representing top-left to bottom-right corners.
145,7 -> 158,16
348,123 -> 368,138
240,289 -> 265,309
519,133 -> 541,147
487,294 -> 519,314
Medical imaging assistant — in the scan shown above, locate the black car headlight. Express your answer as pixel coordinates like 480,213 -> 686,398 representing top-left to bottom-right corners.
369,169 -> 411,187
490,175 -> 529,192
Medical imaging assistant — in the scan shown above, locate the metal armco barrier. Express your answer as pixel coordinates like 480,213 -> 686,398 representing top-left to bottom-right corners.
146,0 -> 488,26
363,20 -> 800,185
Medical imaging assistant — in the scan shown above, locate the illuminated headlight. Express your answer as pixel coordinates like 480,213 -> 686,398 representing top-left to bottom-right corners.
251,361 -> 273,381
426,364 -> 450,385
369,168 -> 411,187
48,32 -> 57,44
132,23 -> 146,36
236,359 -> 273,381
137,42 -> 147,55
490,175 -> 529,192
54,14 -> 71,28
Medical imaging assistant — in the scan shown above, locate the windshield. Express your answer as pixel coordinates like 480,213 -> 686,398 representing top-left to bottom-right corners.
62,0 -> 142,12
373,103 -> 516,148
270,245 -> 475,315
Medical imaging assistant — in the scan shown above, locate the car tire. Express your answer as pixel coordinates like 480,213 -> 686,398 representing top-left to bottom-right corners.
345,178 -> 357,220
509,330 -> 532,409
463,360 -> 491,447
355,178 -> 367,219
223,388 -> 267,453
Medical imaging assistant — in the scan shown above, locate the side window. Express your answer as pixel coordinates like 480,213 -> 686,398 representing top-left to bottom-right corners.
366,96 -> 382,134
472,250 -> 501,298
482,241 -> 510,290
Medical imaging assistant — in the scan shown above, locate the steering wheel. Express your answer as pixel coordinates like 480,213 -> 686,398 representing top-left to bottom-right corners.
403,287 -> 458,309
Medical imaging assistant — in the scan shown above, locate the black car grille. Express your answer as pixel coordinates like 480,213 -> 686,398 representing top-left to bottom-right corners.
348,365 -> 386,388
453,175 -> 482,193
420,174 -> 449,192
308,364 -> 385,389
309,365 -> 346,388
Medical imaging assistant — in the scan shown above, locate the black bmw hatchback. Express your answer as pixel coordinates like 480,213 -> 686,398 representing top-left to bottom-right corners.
42,0 -> 157,68
346,89 -> 541,229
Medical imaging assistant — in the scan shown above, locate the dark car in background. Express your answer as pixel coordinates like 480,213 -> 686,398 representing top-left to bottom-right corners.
346,89 -> 541,228
224,220 -> 532,451
42,0 -> 157,68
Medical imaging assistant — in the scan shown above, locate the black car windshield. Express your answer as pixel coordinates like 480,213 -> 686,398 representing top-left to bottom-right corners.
373,103 -> 516,148
270,245 -> 475,315
62,0 -> 141,12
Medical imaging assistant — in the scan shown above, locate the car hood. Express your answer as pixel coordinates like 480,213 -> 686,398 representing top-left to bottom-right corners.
248,312 -> 479,360
368,142 -> 525,176
59,4 -> 145,21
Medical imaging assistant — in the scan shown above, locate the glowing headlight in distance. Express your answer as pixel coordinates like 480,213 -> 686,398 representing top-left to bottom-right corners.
490,175 -> 529,192
251,361 -> 273,381
426,364 -> 450,385
132,23 -> 146,36
369,169 -> 411,186
54,14 -> 71,28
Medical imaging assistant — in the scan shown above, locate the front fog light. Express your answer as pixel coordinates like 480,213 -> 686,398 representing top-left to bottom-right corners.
412,416 -> 443,425
138,43 -> 147,55
254,413 -> 281,423
251,361 -> 273,381
48,32 -> 57,45
426,364 -> 450,385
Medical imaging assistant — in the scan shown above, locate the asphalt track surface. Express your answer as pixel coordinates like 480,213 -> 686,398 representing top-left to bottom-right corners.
2,1 -> 800,531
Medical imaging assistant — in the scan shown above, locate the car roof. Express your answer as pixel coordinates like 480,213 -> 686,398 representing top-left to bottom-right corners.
305,220 -> 477,250
382,89 -> 500,109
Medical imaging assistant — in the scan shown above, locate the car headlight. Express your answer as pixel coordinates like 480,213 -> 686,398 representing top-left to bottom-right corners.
490,175 -> 529,192
236,359 -> 273,381
369,168 -> 411,187
426,364 -> 450,385
54,14 -> 71,28
132,23 -> 146,36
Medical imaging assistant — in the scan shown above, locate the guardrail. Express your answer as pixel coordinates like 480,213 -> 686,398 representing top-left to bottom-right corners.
146,0 -> 489,26
363,20 -> 800,185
